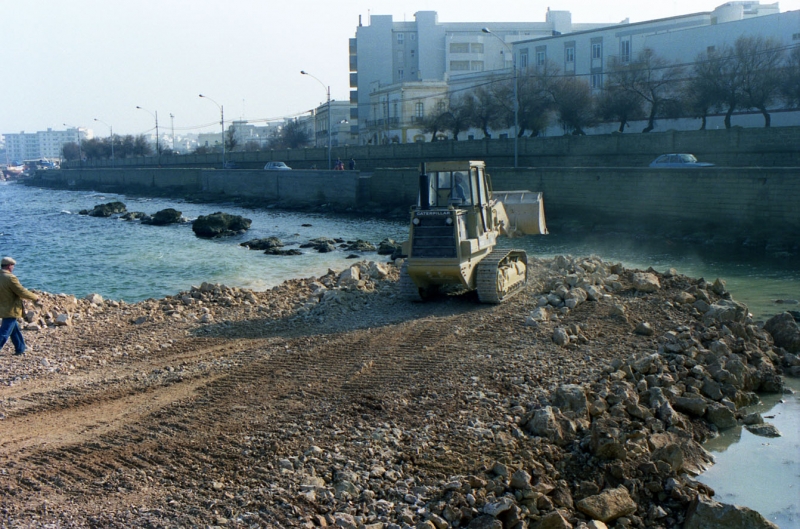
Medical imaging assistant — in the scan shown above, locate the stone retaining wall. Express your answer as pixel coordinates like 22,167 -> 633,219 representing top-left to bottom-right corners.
34,165 -> 800,243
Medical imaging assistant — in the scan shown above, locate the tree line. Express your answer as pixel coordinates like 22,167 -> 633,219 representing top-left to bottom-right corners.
421,36 -> 799,140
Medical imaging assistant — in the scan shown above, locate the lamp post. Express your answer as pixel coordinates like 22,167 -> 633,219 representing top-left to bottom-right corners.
199,94 -> 225,168
301,70 -> 332,170
482,28 -> 518,168
135,106 -> 160,155
170,113 -> 176,152
63,123 -> 84,167
93,118 -> 114,166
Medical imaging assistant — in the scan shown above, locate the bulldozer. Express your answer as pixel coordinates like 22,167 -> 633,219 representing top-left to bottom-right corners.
399,160 -> 547,303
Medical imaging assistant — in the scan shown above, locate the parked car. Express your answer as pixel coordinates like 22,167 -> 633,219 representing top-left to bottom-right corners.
264,161 -> 291,170
649,154 -> 714,168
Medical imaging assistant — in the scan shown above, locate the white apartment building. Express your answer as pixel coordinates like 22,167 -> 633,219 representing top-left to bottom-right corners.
351,9 -> 627,144
3,128 -> 91,162
354,2 -> 796,142
309,100 -> 358,147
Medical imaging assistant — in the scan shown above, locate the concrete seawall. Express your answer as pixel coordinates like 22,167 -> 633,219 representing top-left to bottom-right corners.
34,166 -> 799,245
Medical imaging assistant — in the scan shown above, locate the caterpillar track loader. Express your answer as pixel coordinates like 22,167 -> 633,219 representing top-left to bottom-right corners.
399,161 -> 547,303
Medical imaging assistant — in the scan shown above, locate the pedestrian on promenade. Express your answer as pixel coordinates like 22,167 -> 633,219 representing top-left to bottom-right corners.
348,158 -> 356,170
0,257 -> 38,356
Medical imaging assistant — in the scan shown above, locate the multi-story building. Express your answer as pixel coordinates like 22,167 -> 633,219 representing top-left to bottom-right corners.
350,9 -> 625,144
3,128 -> 91,162
309,100 -> 358,147
352,2 -> 796,142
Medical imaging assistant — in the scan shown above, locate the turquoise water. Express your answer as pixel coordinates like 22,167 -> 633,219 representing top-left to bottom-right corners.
0,182 -> 407,301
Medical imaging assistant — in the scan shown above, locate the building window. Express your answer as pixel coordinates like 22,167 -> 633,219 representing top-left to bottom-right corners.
450,42 -> 469,54
410,49 -> 415,58
707,45 -> 716,53
565,47 -> 575,63
398,69 -> 404,78
536,51 -> 546,66
397,33 -> 404,44
415,102 -> 424,117
471,43 -> 484,53
471,61 -> 484,71
450,60 -> 470,71
520,50 -> 529,68
620,40 -> 631,63
591,73 -> 602,89
592,43 -> 602,59
792,32 -> 799,40
410,33 -> 416,41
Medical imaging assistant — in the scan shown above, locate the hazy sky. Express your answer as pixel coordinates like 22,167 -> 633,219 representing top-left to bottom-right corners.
2,0 -> 797,138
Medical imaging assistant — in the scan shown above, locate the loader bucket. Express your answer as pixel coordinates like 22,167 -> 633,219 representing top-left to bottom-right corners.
494,190 -> 548,236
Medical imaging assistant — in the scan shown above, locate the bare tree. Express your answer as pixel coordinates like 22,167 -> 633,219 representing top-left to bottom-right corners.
440,92 -> 474,140
498,63 -> 556,137
225,126 -> 239,152
549,75 -> 595,135
464,83 -> 505,138
269,120 -> 311,149
61,142 -> 81,161
607,49 -> 685,132
596,85 -> 644,132
734,36 -> 786,127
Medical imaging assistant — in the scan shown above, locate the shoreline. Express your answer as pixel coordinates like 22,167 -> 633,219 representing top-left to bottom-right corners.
1,257 -> 797,527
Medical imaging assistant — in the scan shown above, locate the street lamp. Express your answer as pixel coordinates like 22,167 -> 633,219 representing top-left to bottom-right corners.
199,94 -> 225,168
63,123 -> 84,167
170,113 -> 176,152
93,118 -> 114,167
301,70 -> 332,170
482,28 -> 519,168
135,106 -> 160,155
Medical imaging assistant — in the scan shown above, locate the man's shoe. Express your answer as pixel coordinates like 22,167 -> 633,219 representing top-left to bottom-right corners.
13,350 -> 25,356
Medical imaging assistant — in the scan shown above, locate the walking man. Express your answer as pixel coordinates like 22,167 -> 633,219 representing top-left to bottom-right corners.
0,257 -> 38,356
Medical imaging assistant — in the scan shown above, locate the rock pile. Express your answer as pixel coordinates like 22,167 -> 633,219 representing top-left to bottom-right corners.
4,255 -> 797,528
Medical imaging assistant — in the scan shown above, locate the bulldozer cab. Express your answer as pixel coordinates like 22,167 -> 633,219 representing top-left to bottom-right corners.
419,161 -> 489,210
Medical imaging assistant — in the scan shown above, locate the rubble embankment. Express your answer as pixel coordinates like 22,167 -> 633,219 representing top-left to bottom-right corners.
1,256 -> 798,529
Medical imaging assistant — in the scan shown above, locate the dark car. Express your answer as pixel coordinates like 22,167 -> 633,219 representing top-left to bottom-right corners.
649,154 -> 714,168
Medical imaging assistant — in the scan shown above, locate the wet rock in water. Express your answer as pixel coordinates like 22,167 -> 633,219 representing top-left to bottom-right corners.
121,211 -> 148,221
301,237 -> 338,253
343,239 -> 376,252
763,312 -> 800,353
632,272 -> 660,292
377,238 -> 402,255
264,248 -> 302,256
241,237 -> 284,250
744,423 -> 781,437
684,497 -> 780,529
83,201 -> 127,217
192,212 -> 251,238
575,486 -> 637,523
706,403 -> 737,429
142,208 -> 185,225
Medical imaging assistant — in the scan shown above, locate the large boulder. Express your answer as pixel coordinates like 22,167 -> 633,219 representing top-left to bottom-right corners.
632,272 -> 660,292
192,212 -> 251,238
703,299 -> 749,325
142,208 -> 184,225
575,486 -> 637,523
684,497 -> 779,529
763,312 -> 800,353
83,201 -> 127,217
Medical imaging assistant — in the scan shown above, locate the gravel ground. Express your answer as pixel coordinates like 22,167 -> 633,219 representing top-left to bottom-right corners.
0,256 -> 796,529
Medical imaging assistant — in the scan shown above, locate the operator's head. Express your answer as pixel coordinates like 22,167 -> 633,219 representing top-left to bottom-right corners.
455,172 -> 464,183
